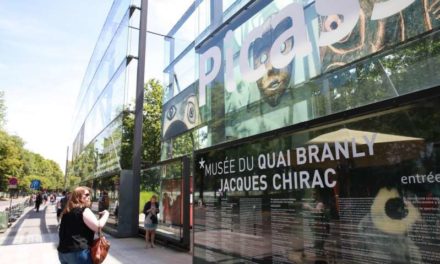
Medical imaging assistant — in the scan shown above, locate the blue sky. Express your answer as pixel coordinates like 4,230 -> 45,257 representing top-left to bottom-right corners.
0,0 -> 113,172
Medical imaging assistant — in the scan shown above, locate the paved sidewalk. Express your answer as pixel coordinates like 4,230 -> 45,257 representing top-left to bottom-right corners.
0,196 -> 30,211
0,203 -> 192,264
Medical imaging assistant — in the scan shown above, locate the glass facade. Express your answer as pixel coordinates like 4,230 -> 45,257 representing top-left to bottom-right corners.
69,0 -> 140,232
160,0 -> 440,260
70,0 -> 137,180
194,94 -> 440,263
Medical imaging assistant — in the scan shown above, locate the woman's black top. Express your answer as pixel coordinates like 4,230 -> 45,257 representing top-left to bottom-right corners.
143,201 -> 159,224
58,207 -> 94,253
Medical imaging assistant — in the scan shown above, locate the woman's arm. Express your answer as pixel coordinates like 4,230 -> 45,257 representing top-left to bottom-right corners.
143,202 -> 150,214
83,208 -> 109,232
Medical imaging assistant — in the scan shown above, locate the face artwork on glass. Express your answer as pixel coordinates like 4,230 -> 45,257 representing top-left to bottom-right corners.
162,89 -> 199,140
252,17 -> 293,107
319,0 -> 440,72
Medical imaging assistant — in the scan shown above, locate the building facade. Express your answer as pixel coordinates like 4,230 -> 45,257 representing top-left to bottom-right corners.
159,0 -> 440,263
69,0 -> 144,236
71,0 -> 440,262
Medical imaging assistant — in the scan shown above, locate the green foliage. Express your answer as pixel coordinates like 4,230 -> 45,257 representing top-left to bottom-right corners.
311,32 -> 440,118
68,175 -> 81,188
120,79 -> 163,169
0,130 -> 24,190
0,130 -> 63,192
143,79 -> 163,165
0,92 -> 63,192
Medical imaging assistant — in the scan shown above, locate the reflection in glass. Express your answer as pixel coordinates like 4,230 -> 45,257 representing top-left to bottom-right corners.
194,94 -> 440,263
140,161 -> 185,241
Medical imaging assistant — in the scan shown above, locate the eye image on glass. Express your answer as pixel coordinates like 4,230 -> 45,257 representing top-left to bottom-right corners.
162,90 -> 199,140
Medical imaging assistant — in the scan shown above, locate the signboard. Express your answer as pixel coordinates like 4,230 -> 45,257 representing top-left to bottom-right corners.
8,177 -> 18,189
193,100 -> 440,263
30,179 -> 41,190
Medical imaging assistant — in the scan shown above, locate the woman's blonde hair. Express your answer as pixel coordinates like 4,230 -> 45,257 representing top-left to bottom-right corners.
63,186 -> 92,214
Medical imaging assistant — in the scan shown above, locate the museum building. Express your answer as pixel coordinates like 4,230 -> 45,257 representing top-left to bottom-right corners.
70,0 -> 440,263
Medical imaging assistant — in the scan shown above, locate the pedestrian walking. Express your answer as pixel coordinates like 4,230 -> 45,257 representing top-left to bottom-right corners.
143,195 -> 159,248
56,191 -> 67,223
98,190 -> 109,212
35,192 -> 43,212
57,186 -> 109,264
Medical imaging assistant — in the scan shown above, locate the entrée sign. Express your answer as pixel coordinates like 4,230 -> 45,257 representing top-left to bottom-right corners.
198,0 -> 416,106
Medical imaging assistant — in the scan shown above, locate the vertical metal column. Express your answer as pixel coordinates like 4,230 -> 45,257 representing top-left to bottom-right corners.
182,156 -> 191,249
131,0 -> 148,235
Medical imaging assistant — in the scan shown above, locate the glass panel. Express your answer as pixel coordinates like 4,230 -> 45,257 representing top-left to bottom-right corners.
73,0 -> 131,136
71,116 -> 123,181
140,161 -> 184,241
139,166 -> 161,229
161,131 -> 195,161
145,32 -> 167,81
83,60 -> 127,146
197,0 -> 440,149
90,175 -> 120,228
173,51 -> 197,95
194,94 -> 440,263
158,161 -> 183,240
146,0 -> 193,36
173,11 -> 197,58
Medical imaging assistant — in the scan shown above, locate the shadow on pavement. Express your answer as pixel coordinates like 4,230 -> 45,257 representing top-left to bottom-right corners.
1,206 -> 57,246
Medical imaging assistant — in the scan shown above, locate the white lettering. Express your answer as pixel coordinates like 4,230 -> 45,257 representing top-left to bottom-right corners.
363,133 -> 377,156
239,20 -> 268,82
371,0 -> 415,20
273,173 -> 282,190
296,147 -> 307,165
224,30 -> 236,92
325,168 -> 337,188
270,3 -> 311,69
199,46 -> 221,106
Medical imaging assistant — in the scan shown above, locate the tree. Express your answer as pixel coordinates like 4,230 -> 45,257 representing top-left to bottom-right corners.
0,131 -> 24,190
142,79 -> 163,165
121,79 -> 163,169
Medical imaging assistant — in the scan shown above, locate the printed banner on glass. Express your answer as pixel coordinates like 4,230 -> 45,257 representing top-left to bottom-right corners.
193,97 -> 440,263
162,84 -> 200,140
197,0 -> 440,140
